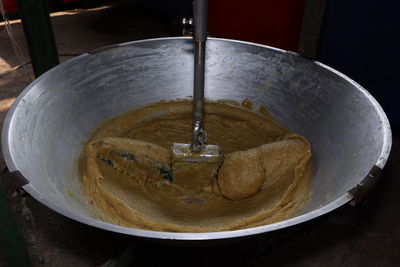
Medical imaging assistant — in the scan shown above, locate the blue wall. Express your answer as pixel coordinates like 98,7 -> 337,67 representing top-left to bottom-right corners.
317,0 -> 400,126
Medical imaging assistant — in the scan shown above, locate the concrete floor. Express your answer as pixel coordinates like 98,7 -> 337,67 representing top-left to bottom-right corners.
1,2 -> 399,266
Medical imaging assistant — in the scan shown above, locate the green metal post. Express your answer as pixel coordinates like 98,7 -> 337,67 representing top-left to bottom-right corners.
0,173 -> 31,267
15,0 -> 59,77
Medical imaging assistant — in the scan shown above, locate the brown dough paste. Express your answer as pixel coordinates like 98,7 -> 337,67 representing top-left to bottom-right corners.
80,101 -> 312,232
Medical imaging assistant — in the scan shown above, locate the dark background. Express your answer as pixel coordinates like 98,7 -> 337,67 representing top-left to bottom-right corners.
317,0 -> 400,127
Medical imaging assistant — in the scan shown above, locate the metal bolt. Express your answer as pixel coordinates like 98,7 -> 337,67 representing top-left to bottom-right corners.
182,18 -> 194,26
182,18 -> 194,36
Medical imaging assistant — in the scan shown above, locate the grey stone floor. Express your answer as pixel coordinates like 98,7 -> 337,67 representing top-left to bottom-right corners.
1,2 -> 399,266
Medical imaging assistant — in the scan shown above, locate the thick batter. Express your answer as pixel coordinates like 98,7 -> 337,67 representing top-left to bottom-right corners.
80,101 -> 312,232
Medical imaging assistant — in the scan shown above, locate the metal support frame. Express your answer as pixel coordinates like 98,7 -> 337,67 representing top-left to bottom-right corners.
298,0 -> 327,60
0,0 -> 60,265
0,172 -> 31,267
15,0 -> 59,77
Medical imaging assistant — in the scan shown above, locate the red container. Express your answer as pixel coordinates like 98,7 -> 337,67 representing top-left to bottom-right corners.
2,0 -> 19,13
209,0 -> 305,51
1,0 -> 81,13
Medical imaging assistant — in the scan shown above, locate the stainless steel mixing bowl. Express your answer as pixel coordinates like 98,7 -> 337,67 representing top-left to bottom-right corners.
2,37 -> 392,240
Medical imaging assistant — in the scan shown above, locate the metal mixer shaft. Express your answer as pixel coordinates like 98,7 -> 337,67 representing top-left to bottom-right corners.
191,0 -> 208,153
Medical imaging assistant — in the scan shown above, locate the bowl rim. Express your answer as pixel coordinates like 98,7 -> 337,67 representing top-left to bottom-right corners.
1,37 -> 392,240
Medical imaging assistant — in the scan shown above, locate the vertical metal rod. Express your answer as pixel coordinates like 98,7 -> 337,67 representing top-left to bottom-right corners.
191,41 -> 206,152
0,173 -> 31,267
193,0 -> 208,43
16,0 -> 59,77
191,0 -> 208,153
297,0 -> 327,60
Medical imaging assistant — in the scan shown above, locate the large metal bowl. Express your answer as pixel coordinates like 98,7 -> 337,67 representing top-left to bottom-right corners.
2,38 -> 391,240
